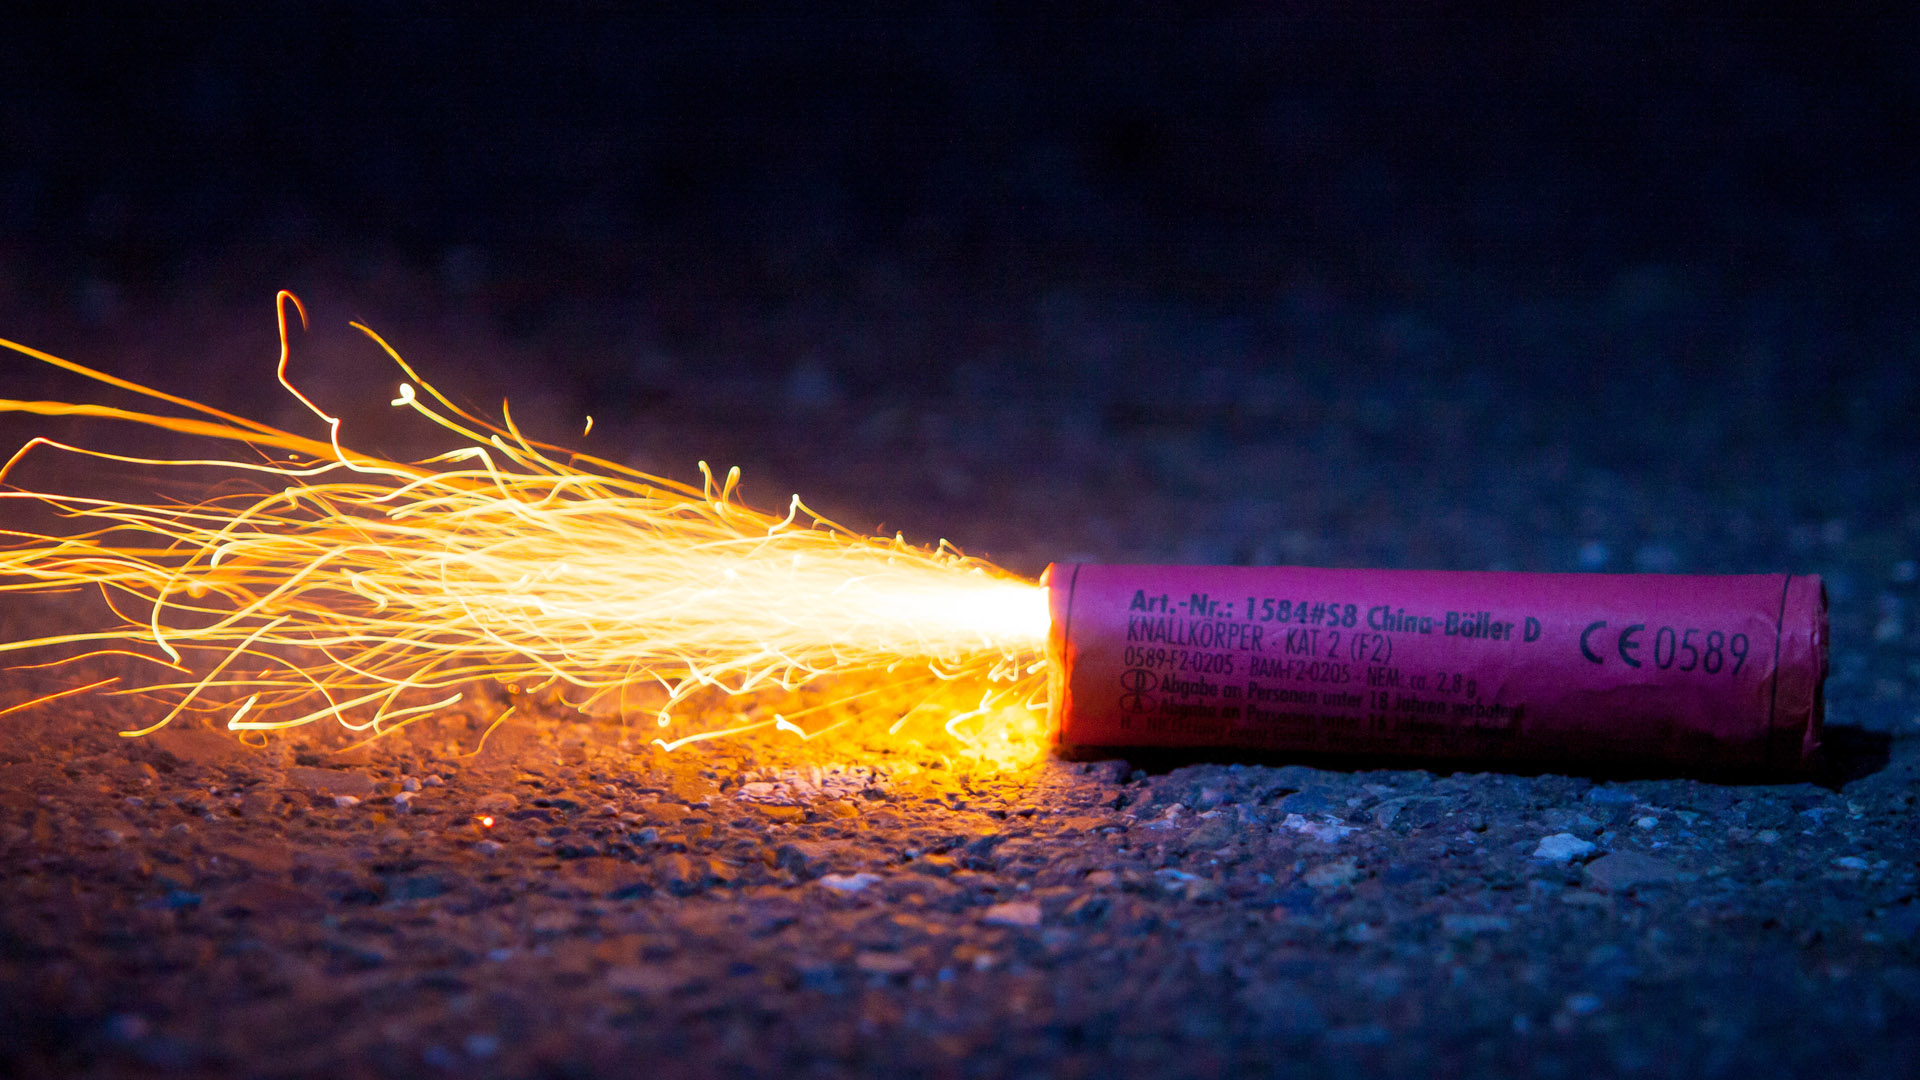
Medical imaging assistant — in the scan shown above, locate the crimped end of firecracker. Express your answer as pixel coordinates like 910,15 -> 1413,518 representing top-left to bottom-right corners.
1771,573 -> 1828,768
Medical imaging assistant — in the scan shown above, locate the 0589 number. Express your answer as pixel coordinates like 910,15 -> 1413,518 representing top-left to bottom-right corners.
1652,627 -> 1747,674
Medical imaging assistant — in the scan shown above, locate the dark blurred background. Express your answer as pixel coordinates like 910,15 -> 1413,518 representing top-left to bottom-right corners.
5,6 -> 1915,302
1,6 -> 1916,579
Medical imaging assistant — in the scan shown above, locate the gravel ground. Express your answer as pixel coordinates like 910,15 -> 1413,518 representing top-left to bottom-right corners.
1,272 -> 1918,1079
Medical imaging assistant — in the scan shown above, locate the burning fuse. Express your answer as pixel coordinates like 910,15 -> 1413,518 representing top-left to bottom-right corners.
1044,564 -> 1826,773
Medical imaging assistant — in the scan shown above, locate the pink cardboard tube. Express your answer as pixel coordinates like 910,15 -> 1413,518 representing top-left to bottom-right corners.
1045,564 -> 1826,773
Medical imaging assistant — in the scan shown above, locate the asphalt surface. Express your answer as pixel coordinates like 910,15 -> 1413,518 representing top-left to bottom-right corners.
1,272 -> 1917,1079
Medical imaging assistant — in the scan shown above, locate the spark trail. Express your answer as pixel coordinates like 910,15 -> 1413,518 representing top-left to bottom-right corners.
0,294 -> 1051,759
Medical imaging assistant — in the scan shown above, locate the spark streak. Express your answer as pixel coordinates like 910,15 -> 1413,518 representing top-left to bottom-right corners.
0,294 -> 1051,760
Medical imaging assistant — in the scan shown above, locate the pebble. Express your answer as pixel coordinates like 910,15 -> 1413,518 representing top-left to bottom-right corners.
605,965 -> 685,995
1441,914 -> 1512,937
1533,833 -> 1597,862
332,795 -> 361,809
1061,893 -> 1111,924
1584,851 -> 1685,891
1277,789 -> 1333,815
775,841 -> 838,878
1576,540 -> 1611,570
815,873 -> 881,895
1302,858 -> 1359,889
1563,992 -> 1604,1016
473,840 -> 503,856
981,901 -> 1043,928
854,951 -> 915,975
1185,817 -> 1237,849
1282,814 -> 1360,843
288,767 -> 375,797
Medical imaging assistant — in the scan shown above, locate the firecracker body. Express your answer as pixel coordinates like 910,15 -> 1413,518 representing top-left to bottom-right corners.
1045,564 -> 1825,772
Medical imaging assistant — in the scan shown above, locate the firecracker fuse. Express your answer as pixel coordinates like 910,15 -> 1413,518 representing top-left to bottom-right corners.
1044,564 -> 1826,773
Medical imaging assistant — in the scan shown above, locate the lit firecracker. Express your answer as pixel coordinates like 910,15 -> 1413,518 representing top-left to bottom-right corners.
1045,563 -> 1825,774
0,294 -> 1052,763
0,296 -> 1828,775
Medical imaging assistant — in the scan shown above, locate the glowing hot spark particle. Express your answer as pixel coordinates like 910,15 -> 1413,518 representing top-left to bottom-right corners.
0,294 -> 1052,761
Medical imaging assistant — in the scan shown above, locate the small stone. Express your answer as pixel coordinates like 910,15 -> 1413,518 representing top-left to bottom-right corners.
1278,790 -> 1332,815
963,836 -> 1010,869
605,880 -> 654,901
392,792 -> 413,813
473,840 -> 503,856
1563,992 -> 1604,1016
854,951 -> 915,975
815,873 -> 881,894
775,841 -> 837,878
1182,878 -> 1225,903
1302,858 -> 1359,889
401,776 -> 420,793
605,964 -> 685,994
1533,833 -> 1597,862
1370,798 -> 1412,827
1441,914 -> 1512,937
1185,817 -> 1237,849
911,854 -> 957,877
1154,868 -> 1198,892
1584,851 -> 1686,891
1577,540 -> 1611,570
220,880 -> 320,916
476,792 -> 518,814
1062,893 -> 1111,924
422,774 -> 446,787
1835,855 -> 1870,871
288,767 -> 375,798
1282,814 -> 1360,843
981,901 -> 1043,928
387,874 -> 448,901
1634,816 -> 1658,830
332,795 -> 361,809
657,853 -> 700,893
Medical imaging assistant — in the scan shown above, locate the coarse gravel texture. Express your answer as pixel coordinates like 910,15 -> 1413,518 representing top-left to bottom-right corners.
1,271 -> 1918,1080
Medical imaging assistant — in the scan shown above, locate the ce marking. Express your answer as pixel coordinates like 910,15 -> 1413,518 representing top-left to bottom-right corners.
1580,620 -> 1645,668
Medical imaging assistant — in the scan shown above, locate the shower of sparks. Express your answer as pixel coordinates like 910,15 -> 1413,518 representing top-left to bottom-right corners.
0,293 -> 1052,762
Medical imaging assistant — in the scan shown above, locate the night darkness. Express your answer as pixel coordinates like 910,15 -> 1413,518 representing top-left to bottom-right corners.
3,8 -> 1920,1079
